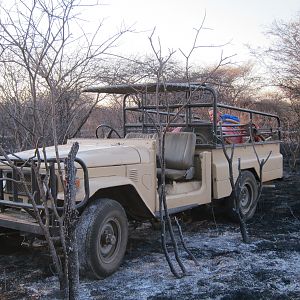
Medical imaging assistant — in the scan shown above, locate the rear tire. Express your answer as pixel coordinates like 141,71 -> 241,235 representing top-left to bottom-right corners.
77,198 -> 128,279
227,170 -> 259,222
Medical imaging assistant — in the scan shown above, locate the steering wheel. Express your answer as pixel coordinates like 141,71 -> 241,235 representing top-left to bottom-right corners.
95,124 -> 121,139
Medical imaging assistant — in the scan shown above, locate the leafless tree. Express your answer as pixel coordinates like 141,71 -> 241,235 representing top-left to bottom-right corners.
0,0 -> 130,298
0,141 -> 80,298
98,55 -> 183,85
143,16 -> 234,276
218,119 -> 272,244
187,63 -> 262,106
261,17 -> 300,102
0,0 -> 130,150
251,14 -> 300,170
218,132 -> 249,243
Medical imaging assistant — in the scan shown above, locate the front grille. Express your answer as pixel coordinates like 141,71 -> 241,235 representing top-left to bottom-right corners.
3,170 -> 56,202
6,172 -> 32,195
0,157 -> 88,212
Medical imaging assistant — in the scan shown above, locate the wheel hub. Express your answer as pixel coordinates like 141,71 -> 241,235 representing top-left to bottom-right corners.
240,186 -> 250,206
102,230 -> 117,246
98,218 -> 122,262
239,183 -> 253,215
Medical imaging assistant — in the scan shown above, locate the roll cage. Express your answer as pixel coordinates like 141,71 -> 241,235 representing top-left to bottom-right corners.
83,82 -> 281,147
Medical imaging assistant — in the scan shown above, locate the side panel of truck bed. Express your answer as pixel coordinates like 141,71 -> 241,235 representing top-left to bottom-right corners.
210,142 -> 283,199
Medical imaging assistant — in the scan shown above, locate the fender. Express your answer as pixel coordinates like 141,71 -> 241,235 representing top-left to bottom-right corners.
83,176 -> 155,218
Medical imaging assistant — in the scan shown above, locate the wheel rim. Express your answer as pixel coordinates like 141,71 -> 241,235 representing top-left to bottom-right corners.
239,182 -> 254,215
97,217 -> 122,264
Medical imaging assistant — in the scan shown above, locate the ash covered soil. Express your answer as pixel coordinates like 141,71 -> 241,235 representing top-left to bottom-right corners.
1,172 -> 300,300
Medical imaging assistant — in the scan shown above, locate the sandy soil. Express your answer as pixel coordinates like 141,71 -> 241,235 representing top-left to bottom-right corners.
0,171 -> 300,300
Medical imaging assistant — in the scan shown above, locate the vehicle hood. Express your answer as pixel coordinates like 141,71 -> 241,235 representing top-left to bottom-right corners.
6,141 -> 142,168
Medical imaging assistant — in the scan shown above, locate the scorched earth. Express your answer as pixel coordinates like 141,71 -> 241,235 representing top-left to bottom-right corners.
0,171 -> 300,300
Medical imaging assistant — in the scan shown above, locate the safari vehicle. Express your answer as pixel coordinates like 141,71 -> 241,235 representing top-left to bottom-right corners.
0,83 -> 282,279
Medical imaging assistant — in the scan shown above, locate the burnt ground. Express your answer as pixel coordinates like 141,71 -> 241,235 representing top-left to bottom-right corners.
0,171 -> 300,300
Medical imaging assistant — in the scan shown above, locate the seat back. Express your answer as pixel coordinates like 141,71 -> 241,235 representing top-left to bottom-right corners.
164,132 -> 196,170
125,132 -> 157,139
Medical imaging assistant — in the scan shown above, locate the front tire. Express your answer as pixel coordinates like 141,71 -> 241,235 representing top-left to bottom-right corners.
77,198 -> 128,279
227,170 -> 259,222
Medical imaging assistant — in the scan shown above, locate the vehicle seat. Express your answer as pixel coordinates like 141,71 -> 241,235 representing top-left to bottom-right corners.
125,132 -> 157,139
157,132 -> 196,181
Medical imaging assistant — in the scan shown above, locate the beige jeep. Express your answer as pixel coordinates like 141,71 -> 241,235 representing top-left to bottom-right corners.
0,83 -> 283,278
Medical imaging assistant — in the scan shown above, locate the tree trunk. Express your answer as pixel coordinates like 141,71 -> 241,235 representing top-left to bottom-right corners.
64,142 -> 80,299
